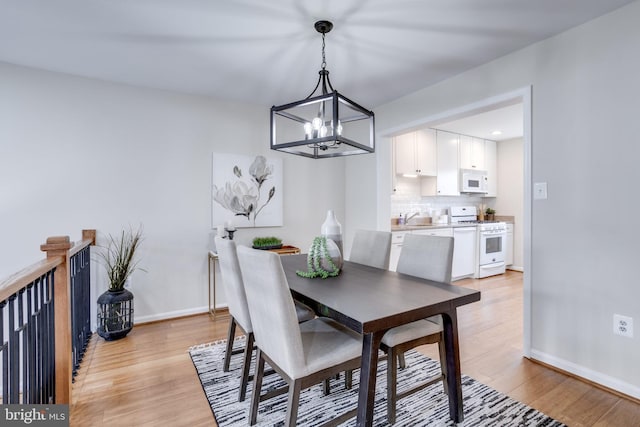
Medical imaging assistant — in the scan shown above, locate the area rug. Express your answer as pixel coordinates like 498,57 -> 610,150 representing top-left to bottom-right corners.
189,336 -> 565,426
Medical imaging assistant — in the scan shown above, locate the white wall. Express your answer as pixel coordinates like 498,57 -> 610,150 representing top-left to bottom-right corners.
0,62 -> 345,323
495,138 -> 524,269
346,1 -> 640,398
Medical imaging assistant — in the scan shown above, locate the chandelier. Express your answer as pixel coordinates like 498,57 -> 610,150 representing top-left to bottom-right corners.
270,20 -> 375,159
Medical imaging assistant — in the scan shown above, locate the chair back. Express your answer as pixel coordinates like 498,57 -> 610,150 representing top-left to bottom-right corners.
396,234 -> 454,283
215,237 -> 252,332
236,246 -> 305,377
349,230 -> 392,269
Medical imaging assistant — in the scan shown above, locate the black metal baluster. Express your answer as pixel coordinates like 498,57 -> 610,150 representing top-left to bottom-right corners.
26,282 -> 35,404
8,294 -> 18,403
1,301 -> 8,403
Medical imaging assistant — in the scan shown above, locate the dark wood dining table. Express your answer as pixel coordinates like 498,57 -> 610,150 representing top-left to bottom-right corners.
280,255 -> 481,427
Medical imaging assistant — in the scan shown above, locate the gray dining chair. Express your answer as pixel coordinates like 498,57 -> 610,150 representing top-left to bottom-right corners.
348,229 -> 392,269
214,237 -> 315,402
236,246 -> 363,427
381,233 -> 453,424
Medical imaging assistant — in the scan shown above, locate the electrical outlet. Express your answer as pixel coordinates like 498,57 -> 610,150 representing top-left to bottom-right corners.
613,314 -> 633,338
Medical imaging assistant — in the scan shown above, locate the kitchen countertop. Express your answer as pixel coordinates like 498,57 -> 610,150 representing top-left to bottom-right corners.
391,216 -> 515,232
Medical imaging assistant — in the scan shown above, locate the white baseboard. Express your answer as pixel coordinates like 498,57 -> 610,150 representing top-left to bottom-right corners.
507,265 -> 524,272
134,303 -> 229,324
530,349 -> 640,400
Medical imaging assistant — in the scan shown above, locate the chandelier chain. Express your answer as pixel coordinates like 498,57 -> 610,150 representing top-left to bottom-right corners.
321,32 -> 327,70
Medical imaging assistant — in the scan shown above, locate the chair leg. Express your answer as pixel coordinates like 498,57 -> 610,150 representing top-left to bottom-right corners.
285,379 -> 302,427
223,317 -> 237,372
437,338 -> 449,395
398,351 -> 406,370
238,332 -> 255,402
345,369 -> 353,389
387,347 -> 398,425
323,378 -> 330,395
249,348 -> 265,426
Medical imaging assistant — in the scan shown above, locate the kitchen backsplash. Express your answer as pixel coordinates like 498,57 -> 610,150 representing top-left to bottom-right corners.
392,176 -> 495,219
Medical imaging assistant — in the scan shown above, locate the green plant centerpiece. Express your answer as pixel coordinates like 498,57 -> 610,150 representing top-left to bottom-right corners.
96,226 -> 145,341
296,236 -> 342,279
252,236 -> 283,250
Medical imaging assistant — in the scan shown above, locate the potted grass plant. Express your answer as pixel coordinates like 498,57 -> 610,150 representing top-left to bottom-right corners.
96,226 -> 144,341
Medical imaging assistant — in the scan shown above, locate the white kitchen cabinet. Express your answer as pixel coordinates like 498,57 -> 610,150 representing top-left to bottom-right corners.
389,231 -> 408,272
389,228 -> 453,272
452,226 -> 477,279
394,129 -> 436,177
459,136 -> 485,170
484,139 -> 497,197
435,130 -> 459,196
412,228 -> 453,237
505,223 -> 514,266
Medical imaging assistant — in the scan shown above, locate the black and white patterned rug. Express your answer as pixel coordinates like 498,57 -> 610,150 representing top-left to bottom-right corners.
189,336 -> 565,426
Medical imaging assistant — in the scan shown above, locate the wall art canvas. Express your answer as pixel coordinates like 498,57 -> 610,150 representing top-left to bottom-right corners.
211,153 -> 283,229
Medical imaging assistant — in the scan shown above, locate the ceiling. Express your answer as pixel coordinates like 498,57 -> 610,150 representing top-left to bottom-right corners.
435,103 -> 523,141
0,0 -> 634,108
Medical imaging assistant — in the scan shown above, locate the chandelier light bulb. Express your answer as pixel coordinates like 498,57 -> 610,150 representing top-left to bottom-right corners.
312,117 -> 322,130
303,122 -> 312,139
320,125 -> 328,137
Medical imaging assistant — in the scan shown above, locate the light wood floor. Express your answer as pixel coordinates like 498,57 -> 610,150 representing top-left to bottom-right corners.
71,271 -> 640,426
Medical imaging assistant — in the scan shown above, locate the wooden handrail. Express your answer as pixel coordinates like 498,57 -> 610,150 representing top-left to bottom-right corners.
0,257 -> 62,302
69,230 -> 96,258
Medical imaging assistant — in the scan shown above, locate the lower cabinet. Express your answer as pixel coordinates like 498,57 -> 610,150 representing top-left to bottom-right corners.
505,223 -> 514,266
389,228 -> 453,272
452,227 -> 477,280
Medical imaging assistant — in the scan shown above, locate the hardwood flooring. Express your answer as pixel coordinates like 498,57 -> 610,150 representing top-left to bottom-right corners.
71,271 -> 640,426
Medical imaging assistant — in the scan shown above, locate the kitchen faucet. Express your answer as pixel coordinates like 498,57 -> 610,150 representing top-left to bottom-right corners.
405,212 -> 419,224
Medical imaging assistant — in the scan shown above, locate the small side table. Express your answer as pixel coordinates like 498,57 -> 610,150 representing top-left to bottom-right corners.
208,251 -> 218,318
268,245 -> 300,255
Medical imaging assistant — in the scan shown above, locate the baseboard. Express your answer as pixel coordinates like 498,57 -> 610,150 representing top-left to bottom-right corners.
507,265 -> 523,272
134,303 -> 229,324
530,349 -> 640,401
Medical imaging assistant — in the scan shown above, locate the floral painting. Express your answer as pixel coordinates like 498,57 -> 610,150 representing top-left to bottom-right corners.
211,153 -> 283,228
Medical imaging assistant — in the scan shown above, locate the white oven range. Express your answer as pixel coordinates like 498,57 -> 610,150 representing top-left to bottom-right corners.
450,206 -> 507,278
477,222 -> 506,278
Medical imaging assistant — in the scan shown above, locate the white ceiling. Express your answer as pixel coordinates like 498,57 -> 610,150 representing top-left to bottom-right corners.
0,0 -> 634,108
435,103 -> 524,141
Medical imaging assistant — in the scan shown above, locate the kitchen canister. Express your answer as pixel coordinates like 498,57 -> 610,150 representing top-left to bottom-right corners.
321,209 -> 343,256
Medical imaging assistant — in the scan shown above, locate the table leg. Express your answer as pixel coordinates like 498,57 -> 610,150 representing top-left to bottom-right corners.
356,331 -> 384,427
442,310 -> 463,423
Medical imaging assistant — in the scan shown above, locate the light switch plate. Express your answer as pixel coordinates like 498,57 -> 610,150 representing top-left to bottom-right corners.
534,182 -> 548,199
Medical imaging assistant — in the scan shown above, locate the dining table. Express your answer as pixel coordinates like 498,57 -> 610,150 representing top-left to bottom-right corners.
280,254 -> 481,427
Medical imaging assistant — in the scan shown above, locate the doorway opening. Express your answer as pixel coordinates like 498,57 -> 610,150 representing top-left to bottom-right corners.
379,87 -> 532,356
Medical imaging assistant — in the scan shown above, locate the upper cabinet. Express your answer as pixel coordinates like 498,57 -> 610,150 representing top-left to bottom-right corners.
394,129 -> 437,177
459,135 -> 486,170
484,139 -> 497,197
435,130 -> 459,196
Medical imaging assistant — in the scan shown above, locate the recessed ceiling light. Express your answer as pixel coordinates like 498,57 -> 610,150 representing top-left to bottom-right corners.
491,130 -> 502,136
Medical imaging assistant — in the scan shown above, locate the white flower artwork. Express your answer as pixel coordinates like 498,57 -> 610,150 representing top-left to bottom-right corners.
211,153 -> 283,228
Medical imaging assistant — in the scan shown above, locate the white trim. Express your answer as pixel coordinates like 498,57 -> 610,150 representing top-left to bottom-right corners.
530,349 -> 640,400
133,303 -> 229,324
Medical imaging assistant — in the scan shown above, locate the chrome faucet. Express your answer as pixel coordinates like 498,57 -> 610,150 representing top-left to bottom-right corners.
405,212 -> 419,224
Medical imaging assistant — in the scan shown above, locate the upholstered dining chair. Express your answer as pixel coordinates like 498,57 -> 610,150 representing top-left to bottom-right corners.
381,233 -> 454,424
348,229 -> 392,269
214,237 -> 315,402
236,246 -> 363,427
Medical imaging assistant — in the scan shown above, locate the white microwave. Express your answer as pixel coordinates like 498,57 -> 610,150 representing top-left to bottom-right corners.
460,169 -> 488,193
